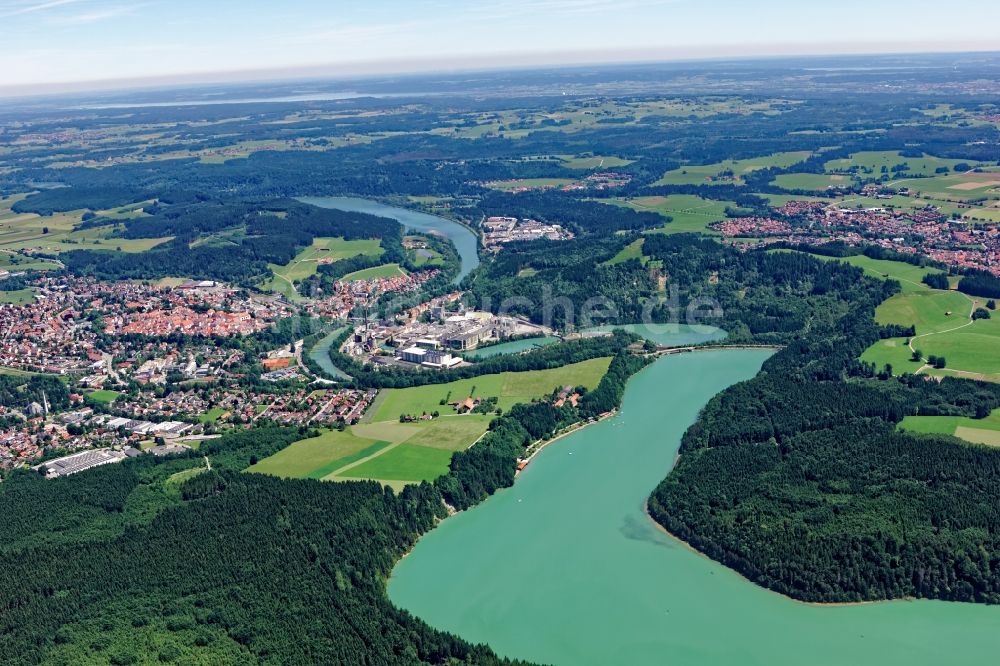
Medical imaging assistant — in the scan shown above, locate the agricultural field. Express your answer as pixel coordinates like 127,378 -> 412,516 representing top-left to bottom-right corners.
607,195 -> 733,235
899,408 -> 1000,447
887,170 -> 1000,204
558,155 -> 633,170
0,193 -> 169,254
772,173 -> 854,191
370,357 -> 611,421
808,253 -> 1000,380
754,193 -> 829,207
246,428 -> 390,480
267,236 -> 382,287
250,358 -> 612,488
824,151 -> 974,176
485,178 -> 578,191
341,263 -> 407,281
655,151 -> 811,186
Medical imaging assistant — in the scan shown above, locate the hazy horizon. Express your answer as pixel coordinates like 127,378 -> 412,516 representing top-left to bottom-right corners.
3,0 -> 1000,98
4,45 -> 1000,100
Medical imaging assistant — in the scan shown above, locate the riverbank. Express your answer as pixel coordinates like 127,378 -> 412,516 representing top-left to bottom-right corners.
642,499 -> 913,609
298,196 -> 480,283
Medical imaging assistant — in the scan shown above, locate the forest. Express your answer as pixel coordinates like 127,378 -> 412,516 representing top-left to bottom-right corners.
649,280 -> 1000,603
60,199 -> 405,285
0,344 -> 654,664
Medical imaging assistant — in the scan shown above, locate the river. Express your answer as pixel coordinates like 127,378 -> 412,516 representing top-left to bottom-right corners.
389,350 -> 1000,665
307,327 -> 351,380
297,196 -> 479,283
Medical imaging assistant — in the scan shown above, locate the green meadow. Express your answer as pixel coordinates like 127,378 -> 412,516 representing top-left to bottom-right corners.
371,357 -> 611,421
655,151 -> 811,186
485,178 -> 577,191
607,195 -> 733,235
899,408 -> 1000,447
558,155 -> 633,170
824,151 -> 973,176
249,358 -> 612,488
605,238 -> 649,266
0,288 -> 36,305
267,236 -> 382,296
788,251 -> 1000,379
341,263 -> 408,281
772,173 -> 853,191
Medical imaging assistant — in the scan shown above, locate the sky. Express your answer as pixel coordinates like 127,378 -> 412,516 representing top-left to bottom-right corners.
3,0 -> 1000,94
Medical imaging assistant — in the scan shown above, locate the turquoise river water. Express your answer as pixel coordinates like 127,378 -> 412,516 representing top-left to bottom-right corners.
297,196 -> 480,283
389,349 -> 1000,665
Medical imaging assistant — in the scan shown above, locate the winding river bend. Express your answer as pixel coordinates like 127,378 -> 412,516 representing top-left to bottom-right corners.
389,350 -> 1000,665
298,196 -> 480,283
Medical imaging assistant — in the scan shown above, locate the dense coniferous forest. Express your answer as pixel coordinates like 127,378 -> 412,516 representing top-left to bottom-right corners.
650,288 -> 1000,603
61,199 -> 405,285
0,347 -> 653,664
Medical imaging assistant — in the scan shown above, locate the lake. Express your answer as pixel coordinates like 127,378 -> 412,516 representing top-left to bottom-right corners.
463,336 -> 561,359
578,323 -> 725,346
297,197 -> 479,283
389,349 -> 1000,665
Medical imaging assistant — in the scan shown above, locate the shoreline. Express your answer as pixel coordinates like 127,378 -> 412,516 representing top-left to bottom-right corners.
390,410 -> 618,575
642,498 -> 916,609
515,409 -> 618,473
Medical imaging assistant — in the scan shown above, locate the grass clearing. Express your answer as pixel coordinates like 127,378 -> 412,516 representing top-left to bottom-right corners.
246,429 -> 380,479
899,409 -> 1000,447
655,151 -> 811,186
198,407 -> 227,423
604,238 -> 648,266
86,390 -> 121,405
558,155 -> 633,170
341,263 -> 407,281
269,237 -> 382,284
607,195 -> 733,235
372,357 -> 611,422
0,288 -> 35,304
338,443 -> 454,483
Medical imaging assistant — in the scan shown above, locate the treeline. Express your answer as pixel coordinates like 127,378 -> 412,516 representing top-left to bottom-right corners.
957,270 -> 1000,299
11,187 -> 149,215
475,191 -> 664,236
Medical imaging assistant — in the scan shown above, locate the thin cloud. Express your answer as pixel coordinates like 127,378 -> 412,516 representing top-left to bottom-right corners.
0,0 -> 88,18
49,3 -> 143,24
